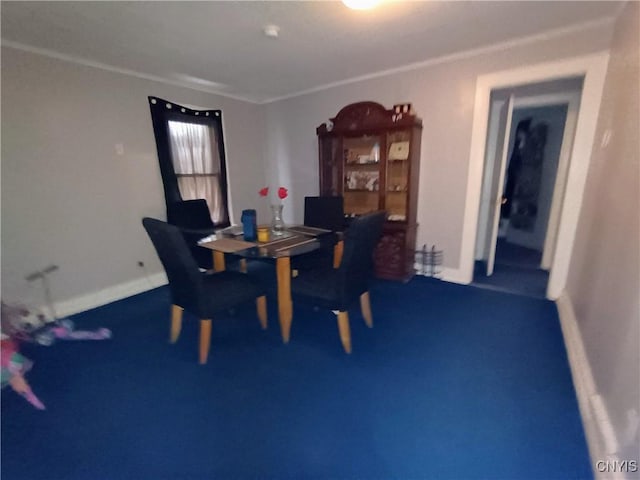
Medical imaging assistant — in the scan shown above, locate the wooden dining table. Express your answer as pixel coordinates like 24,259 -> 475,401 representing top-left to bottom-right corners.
198,226 -> 343,343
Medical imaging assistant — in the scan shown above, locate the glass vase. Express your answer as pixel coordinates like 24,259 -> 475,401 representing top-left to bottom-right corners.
270,204 -> 286,235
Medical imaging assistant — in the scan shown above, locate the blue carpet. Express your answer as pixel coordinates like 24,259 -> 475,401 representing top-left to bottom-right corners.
494,239 -> 542,269
472,262 -> 549,299
1,277 -> 592,479
473,240 -> 549,299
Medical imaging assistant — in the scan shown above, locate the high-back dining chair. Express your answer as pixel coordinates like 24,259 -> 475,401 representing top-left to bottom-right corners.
167,199 -> 244,272
290,211 -> 386,353
291,196 -> 346,272
304,196 -> 345,232
167,199 -> 217,270
142,217 -> 267,364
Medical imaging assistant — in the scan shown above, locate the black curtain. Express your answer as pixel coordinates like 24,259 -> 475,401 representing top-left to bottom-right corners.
147,96 -> 230,226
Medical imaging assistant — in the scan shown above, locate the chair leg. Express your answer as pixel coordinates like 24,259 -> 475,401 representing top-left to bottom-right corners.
170,305 -> 183,343
333,240 -> 344,269
256,295 -> 268,330
240,259 -> 247,273
360,292 -> 373,328
199,319 -> 212,364
336,311 -> 352,354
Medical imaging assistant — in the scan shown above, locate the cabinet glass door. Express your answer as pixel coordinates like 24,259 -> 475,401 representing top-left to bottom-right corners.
319,136 -> 342,196
342,135 -> 382,216
385,130 -> 411,221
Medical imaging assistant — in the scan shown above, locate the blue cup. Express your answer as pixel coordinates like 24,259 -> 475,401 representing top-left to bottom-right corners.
241,209 -> 257,241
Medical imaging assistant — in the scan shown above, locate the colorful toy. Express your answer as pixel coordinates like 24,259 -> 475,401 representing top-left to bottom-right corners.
1,337 -> 45,410
1,302 -> 111,346
39,319 -> 112,345
0,301 -> 48,343
2,265 -> 113,345
1,303 -> 112,410
1,265 -> 113,410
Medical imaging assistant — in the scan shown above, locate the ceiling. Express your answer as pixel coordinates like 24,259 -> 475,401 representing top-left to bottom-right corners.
1,1 -> 622,104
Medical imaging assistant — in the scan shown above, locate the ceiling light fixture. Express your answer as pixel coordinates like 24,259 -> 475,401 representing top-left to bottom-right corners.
263,24 -> 280,39
342,0 -> 381,10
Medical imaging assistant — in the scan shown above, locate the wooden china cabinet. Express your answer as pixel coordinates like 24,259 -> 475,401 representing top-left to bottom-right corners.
316,101 -> 422,282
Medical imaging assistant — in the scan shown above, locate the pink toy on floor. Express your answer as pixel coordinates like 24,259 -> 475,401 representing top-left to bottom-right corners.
1,338 -> 46,410
30,319 -> 112,346
1,300 -> 112,410
50,325 -> 112,341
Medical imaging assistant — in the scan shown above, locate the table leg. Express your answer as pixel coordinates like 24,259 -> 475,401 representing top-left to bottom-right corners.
213,251 -> 226,272
276,256 -> 293,343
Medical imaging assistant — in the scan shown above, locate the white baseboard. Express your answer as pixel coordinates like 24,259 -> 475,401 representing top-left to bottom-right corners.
556,292 -> 624,479
439,267 -> 470,284
53,272 -> 168,318
414,262 -> 470,285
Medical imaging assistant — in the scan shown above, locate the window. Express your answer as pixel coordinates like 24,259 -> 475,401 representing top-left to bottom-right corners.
148,96 -> 230,227
167,120 -> 226,224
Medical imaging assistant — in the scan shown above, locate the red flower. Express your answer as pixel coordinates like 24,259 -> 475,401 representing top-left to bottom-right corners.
278,187 -> 288,200
259,187 -> 269,197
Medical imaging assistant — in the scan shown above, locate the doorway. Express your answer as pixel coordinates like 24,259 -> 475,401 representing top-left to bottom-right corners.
459,52 -> 609,299
473,83 -> 582,298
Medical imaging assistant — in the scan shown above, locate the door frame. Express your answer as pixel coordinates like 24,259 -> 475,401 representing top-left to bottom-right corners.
460,52 -> 609,299
475,92 -> 582,271
533,93 -> 582,270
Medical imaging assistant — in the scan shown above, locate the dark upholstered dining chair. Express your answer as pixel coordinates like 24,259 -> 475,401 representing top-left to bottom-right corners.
290,211 -> 386,353
142,217 -> 267,364
167,199 -> 218,270
303,196 -> 345,232
291,196 -> 345,272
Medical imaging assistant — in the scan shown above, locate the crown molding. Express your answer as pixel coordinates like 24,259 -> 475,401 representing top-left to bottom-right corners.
0,39 -> 260,104
2,15 -> 615,106
262,16 -> 615,104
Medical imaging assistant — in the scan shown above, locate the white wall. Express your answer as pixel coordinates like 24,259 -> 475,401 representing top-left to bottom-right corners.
565,1 -> 640,463
264,21 -> 614,276
1,47 -> 267,313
